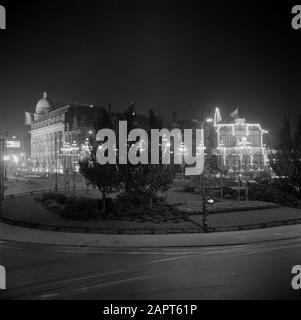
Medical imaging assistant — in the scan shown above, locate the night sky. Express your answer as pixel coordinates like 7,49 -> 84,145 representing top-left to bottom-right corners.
0,0 -> 300,145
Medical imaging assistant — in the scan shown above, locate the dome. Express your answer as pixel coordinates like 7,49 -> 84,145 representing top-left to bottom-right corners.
36,92 -> 51,114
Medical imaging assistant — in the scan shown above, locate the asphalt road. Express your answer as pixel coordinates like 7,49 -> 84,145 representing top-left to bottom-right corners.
1,238 -> 301,300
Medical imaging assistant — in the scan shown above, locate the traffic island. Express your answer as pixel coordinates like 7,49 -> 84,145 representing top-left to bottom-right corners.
0,196 -> 201,234
189,206 -> 301,232
1,195 -> 301,234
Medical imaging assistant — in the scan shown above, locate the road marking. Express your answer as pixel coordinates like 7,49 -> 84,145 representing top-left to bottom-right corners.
49,269 -> 131,285
47,249 -> 210,255
243,242 -> 301,255
0,245 -> 23,250
6,238 -> 301,300
37,275 -> 148,300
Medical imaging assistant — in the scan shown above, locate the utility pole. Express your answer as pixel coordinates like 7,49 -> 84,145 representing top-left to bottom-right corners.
245,173 -> 249,201
201,171 -> 208,232
219,154 -> 223,199
200,116 -> 208,233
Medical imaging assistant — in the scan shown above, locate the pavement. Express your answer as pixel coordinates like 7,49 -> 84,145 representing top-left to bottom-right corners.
1,220 -> 301,247
1,234 -> 301,299
1,177 -> 301,299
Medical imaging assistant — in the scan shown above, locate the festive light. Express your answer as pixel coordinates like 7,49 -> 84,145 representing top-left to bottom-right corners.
213,107 -> 222,124
213,108 -> 269,173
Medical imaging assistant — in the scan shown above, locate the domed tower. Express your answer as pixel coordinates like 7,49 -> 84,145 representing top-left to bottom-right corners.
34,92 -> 52,120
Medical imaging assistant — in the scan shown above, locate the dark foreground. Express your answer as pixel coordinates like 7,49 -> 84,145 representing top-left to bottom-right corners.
0,238 -> 301,300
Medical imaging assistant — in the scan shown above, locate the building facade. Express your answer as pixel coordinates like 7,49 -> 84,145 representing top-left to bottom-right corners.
213,108 -> 269,176
30,92 -> 106,173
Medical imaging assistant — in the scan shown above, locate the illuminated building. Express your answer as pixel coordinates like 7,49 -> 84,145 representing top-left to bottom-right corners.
213,107 -> 269,176
29,92 -> 106,173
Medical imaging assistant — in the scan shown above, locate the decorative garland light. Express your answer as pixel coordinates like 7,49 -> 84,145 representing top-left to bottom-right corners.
213,107 -> 269,171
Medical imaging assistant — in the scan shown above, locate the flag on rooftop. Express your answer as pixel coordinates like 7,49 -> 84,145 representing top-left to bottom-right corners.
230,108 -> 239,119
24,111 -> 33,125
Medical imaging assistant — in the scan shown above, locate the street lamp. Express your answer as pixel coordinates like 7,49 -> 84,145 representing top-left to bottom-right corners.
177,142 -> 188,192
192,117 -> 208,232
71,141 -> 79,195
61,141 -> 71,191
199,116 -> 208,233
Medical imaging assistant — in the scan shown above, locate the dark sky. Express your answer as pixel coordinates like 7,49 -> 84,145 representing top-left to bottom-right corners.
0,0 -> 300,144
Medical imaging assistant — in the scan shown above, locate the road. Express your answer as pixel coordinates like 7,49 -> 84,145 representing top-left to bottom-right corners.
1,237 -> 301,300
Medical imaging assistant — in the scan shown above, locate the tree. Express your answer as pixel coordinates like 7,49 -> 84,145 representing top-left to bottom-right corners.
130,164 -> 175,209
294,114 -> 301,151
119,102 -> 139,192
124,109 -> 175,209
269,116 -> 301,197
79,107 -> 120,215
79,144 -> 120,215
276,116 -> 293,152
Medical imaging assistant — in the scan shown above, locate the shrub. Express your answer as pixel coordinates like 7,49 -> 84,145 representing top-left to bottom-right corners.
222,186 -> 236,199
183,184 -> 197,193
40,192 -> 68,204
248,181 -> 300,207
37,191 -> 185,222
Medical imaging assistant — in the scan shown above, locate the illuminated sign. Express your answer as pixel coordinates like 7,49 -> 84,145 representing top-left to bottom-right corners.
7,140 -> 21,148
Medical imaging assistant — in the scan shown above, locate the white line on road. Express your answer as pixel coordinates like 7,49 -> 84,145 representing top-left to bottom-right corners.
38,275 -> 148,300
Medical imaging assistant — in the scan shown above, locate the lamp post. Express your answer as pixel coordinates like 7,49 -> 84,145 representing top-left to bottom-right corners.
71,141 -> 79,196
218,154 -> 224,199
201,171 -> 208,232
61,141 -> 70,192
200,117 -> 208,233
177,142 -> 188,192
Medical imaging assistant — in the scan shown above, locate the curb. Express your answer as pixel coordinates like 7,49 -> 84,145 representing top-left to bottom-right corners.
1,215 -> 301,235
205,219 -> 301,232
0,217 -> 202,234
